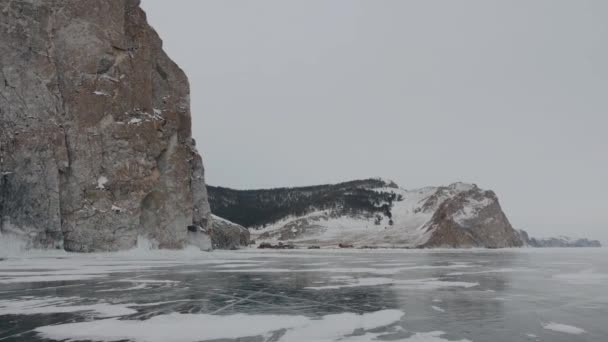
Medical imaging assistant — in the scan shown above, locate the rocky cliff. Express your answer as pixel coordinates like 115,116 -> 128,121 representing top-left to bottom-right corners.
208,179 -> 524,248
0,0 -> 211,251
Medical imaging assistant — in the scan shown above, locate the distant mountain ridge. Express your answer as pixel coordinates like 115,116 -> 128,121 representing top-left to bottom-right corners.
518,230 -> 601,248
208,179 -> 524,248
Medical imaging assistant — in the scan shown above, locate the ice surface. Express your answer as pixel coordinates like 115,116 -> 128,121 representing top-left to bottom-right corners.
1,248 -> 607,341
552,269 -> 608,285
0,274 -> 104,283
0,297 -> 137,317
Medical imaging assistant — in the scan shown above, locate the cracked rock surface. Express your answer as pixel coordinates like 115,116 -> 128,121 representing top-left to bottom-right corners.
0,0 -> 211,251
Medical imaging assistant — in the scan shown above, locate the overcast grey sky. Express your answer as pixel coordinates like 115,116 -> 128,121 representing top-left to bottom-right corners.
142,0 -> 607,242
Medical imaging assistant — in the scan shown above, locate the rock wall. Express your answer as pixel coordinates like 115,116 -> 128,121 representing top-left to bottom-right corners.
0,0 -> 211,251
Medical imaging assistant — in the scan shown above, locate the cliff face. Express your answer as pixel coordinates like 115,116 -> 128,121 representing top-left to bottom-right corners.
208,180 -> 524,248
0,0 -> 211,251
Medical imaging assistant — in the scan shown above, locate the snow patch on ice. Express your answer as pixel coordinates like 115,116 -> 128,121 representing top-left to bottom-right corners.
543,322 -> 586,335
395,278 -> 479,290
446,267 -> 530,276
217,264 -> 476,275
399,331 -> 472,341
304,276 -> 478,291
98,279 -> 181,292
431,305 -> 446,313
212,263 -> 264,269
35,309 -> 406,342
305,277 -> 394,290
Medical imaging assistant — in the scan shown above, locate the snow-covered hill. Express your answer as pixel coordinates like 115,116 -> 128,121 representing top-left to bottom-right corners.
208,179 -> 524,248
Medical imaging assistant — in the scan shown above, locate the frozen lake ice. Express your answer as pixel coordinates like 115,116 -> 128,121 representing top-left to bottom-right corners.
1,248 -> 607,341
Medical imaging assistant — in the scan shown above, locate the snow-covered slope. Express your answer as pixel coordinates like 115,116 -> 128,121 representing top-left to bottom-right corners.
209,179 -> 523,248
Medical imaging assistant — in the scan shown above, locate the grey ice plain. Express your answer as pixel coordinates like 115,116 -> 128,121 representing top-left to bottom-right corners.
1,248 -> 607,341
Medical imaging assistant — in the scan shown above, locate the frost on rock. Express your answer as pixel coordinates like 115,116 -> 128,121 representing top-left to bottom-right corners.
128,118 -> 142,125
452,197 -> 493,226
111,205 -> 126,213
96,176 -> 108,190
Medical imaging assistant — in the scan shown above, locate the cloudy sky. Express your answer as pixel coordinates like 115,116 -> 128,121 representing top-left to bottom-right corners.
142,0 -> 607,242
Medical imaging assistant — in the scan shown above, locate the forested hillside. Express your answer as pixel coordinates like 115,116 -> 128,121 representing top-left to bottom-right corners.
207,179 -> 401,228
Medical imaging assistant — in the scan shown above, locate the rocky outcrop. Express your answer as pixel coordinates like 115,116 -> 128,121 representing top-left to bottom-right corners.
208,215 -> 250,250
0,0 -> 211,251
518,231 -> 601,248
208,179 -> 524,248
421,186 -> 523,248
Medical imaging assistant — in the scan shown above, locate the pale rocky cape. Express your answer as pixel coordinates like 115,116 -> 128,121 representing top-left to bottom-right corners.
0,0 -> 220,251
252,181 -> 524,248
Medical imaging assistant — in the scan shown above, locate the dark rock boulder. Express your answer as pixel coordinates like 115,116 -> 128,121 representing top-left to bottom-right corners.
208,215 -> 250,250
